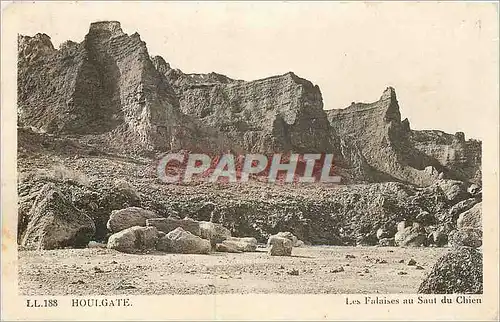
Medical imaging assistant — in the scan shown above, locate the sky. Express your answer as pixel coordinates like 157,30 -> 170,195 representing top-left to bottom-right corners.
3,1 -> 498,140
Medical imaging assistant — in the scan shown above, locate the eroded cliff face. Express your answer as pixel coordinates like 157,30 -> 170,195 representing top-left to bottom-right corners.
18,21 -> 481,186
18,21 -> 232,154
326,88 -> 481,186
153,58 -> 339,155
409,130 -> 482,185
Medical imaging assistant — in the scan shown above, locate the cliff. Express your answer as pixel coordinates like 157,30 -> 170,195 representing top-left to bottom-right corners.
18,21 -> 481,186
326,88 -> 481,185
18,21 -> 232,155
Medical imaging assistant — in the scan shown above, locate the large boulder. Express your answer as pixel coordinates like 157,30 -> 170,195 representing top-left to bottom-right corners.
394,223 -> 427,247
221,237 -> 258,252
457,202 -> 482,230
215,242 -> 242,253
434,179 -> 469,204
107,226 -> 159,253
447,198 -> 480,224
21,183 -> 96,250
267,236 -> 293,256
448,228 -> 482,248
156,227 -> 210,254
274,232 -> 299,247
199,221 -> 231,246
146,217 -> 201,236
106,207 -> 160,233
418,246 -> 483,294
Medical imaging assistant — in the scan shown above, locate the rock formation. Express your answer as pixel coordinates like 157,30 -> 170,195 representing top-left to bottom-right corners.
418,246 -> 483,294
18,21 -> 481,187
326,88 -> 481,186
18,21 -> 233,155
16,21 -> 482,250
21,183 -> 95,250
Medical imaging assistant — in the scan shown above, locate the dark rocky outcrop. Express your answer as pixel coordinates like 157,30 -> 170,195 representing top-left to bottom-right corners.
448,228 -> 482,248
418,246 -> 483,294
457,202 -> 482,230
21,183 -> 96,250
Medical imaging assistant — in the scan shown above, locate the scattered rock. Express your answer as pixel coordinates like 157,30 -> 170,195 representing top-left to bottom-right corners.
418,246 -> 482,294
407,259 -> 417,266
397,221 -> 410,232
106,207 -> 159,233
88,241 -> 106,248
356,233 -> 378,246
330,266 -> 344,273
267,236 -> 293,256
415,210 -> 435,226
107,226 -> 159,253
398,271 -> 408,275
70,279 -> 85,285
416,265 -> 425,270
199,221 -> 231,247
467,184 -> 481,196
115,284 -> 136,290
378,238 -> 395,247
287,269 -> 299,276
146,217 -> 201,236
427,226 -> 449,247
345,254 -> 356,259
156,227 -> 210,254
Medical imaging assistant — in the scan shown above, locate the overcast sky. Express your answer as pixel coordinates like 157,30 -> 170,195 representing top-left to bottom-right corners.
5,1 -> 498,140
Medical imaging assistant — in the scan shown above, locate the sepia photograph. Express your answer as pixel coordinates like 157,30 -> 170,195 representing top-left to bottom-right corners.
1,1 -> 498,320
